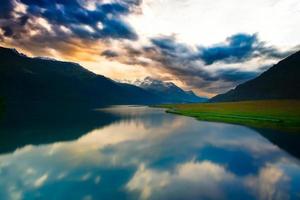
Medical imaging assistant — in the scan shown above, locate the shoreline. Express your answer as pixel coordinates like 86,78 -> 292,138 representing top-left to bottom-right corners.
158,100 -> 300,133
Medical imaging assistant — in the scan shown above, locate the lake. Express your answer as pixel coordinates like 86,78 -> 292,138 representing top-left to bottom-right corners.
0,106 -> 300,200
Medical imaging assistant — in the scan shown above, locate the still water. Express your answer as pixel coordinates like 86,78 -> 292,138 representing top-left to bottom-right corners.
0,106 -> 300,200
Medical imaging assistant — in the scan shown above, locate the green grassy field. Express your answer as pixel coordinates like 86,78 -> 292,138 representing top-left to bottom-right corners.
159,100 -> 300,133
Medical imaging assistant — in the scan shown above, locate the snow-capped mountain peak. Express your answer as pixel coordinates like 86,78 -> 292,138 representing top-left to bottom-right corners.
134,77 -> 207,103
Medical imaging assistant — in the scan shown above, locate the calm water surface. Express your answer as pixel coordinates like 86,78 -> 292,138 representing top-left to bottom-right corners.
0,106 -> 300,200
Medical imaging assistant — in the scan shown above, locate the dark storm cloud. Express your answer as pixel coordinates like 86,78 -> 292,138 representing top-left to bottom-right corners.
148,34 -> 295,90
19,0 -> 138,40
116,34 -> 295,94
101,50 -> 119,58
151,36 -> 191,57
151,37 -> 180,51
18,15 -> 29,26
216,69 -> 258,82
0,0 -> 139,47
0,0 -> 14,18
197,34 -> 291,65
198,34 -> 257,65
148,34 -> 292,66
148,35 -> 261,83
1,26 -> 14,37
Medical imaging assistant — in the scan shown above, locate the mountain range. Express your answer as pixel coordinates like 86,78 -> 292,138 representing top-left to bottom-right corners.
1,46 -> 298,110
135,77 -> 207,103
0,46 -> 205,111
210,51 -> 300,102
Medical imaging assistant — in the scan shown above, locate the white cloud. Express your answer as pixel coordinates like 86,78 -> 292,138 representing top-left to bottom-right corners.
126,160 -> 235,200
129,0 -> 300,48
246,164 -> 290,200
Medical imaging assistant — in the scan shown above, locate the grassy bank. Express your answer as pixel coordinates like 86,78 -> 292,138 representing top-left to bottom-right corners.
159,100 -> 300,133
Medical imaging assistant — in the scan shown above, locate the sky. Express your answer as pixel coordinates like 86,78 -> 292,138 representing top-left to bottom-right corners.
0,0 -> 300,97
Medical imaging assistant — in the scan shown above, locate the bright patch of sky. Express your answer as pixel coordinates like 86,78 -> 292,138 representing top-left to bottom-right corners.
129,0 -> 300,48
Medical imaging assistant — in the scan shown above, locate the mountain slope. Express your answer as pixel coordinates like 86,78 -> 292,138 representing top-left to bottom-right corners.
0,46 -> 161,109
135,77 -> 207,103
210,51 -> 300,102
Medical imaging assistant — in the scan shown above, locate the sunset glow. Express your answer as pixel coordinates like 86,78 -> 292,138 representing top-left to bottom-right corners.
1,0 -> 299,96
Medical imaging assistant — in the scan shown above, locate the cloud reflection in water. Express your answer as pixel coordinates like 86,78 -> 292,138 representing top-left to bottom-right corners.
0,106 -> 299,200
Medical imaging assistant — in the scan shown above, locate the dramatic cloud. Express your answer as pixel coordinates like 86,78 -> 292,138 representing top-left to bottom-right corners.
111,33 -> 294,95
149,33 -> 291,66
8,0 -> 138,39
0,0 -> 14,19
216,68 -> 259,82
197,34 -> 292,65
101,50 -> 119,58
1,0 -> 299,96
0,0 -> 140,58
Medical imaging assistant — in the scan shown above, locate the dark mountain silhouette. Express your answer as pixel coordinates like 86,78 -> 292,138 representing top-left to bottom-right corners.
0,46 -> 162,109
0,108 -> 121,154
0,46 -> 207,110
135,77 -> 207,103
210,51 -> 300,102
